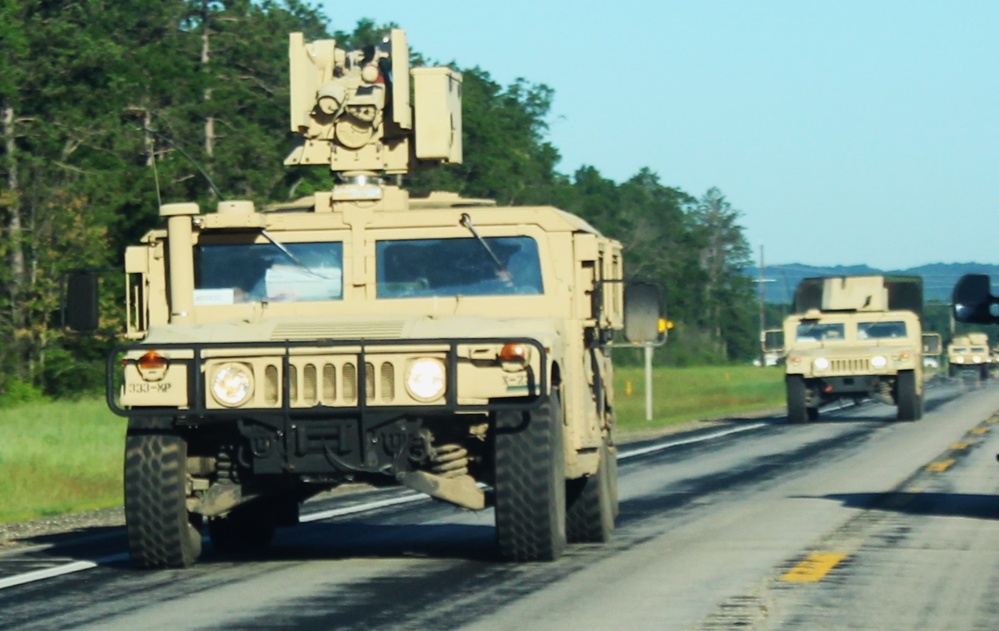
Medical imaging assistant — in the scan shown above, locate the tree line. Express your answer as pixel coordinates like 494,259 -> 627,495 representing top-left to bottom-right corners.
0,0 -> 758,404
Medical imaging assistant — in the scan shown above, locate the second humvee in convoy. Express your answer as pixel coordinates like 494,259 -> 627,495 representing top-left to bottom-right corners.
66,28 -> 663,568
781,275 -> 924,423
946,332 -> 991,379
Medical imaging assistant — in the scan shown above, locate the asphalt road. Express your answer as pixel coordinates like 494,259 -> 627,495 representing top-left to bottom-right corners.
2,377 -> 998,630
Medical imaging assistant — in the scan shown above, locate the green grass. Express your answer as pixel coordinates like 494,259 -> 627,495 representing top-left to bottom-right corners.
613,365 -> 786,435
0,365 -> 786,524
0,399 -> 125,523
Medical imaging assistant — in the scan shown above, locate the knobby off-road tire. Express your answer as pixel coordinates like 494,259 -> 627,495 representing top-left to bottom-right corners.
566,437 -> 617,543
209,500 -> 278,556
896,370 -> 922,421
124,427 -> 202,568
494,392 -> 567,562
786,375 -> 809,424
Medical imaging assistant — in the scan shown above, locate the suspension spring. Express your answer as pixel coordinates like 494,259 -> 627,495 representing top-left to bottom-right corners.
430,443 -> 469,478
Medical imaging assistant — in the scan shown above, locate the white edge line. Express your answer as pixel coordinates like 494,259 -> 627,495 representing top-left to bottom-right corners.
618,422 -> 768,460
300,493 -> 427,523
0,553 -> 128,590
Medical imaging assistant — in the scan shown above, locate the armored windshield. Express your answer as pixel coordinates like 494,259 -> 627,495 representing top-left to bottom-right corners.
857,321 -> 907,340
376,236 -> 543,298
194,241 -> 343,304
795,322 -> 845,342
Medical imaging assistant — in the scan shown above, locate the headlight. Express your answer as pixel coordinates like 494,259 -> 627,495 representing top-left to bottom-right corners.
406,358 -> 446,401
210,363 -> 254,407
813,357 -> 830,371
871,355 -> 888,369
955,357 -> 965,364
973,356 -> 982,364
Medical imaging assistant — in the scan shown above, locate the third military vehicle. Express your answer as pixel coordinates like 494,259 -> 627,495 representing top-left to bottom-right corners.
66,28 -> 662,567
782,275 -> 924,422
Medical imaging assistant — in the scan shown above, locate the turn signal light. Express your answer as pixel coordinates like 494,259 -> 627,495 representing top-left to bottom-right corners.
137,351 -> 167,370
130,350 -> 169,381
500,343 -> 529,363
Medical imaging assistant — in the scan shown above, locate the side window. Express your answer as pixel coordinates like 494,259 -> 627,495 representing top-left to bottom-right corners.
195,241 -> 343,303
858,321 -> 907,340
376,236 -> 543,298
796,323 -> 844,341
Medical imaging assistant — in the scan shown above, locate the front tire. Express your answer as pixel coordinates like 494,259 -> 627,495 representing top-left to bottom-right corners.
897,370 -> 921,421
494,391 -> 567,562
566,437 -> 616,543
786,375 -> 809,423
124,424 -> 203,568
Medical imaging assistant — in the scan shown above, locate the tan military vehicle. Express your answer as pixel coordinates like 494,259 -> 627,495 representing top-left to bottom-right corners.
921,332 -> 942,369
759,328 -> 784,366
66,30 -> 662,568
946,332 -> 991,379
782,275 -> 923,423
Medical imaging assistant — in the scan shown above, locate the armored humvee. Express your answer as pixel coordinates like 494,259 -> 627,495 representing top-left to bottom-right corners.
946,332 -> 991,379
782,275 -> 923,423
66,30 -> 661,568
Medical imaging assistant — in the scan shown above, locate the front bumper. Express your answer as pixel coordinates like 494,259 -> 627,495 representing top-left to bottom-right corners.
109,337 -> 548,419
109,338 -> 549,476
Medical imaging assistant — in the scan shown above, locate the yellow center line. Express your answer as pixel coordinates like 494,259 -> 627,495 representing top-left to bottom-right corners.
950,442 -> 971,450
970,427 -> 991,435
781,552 -> 848,583
926,459 -> 956,472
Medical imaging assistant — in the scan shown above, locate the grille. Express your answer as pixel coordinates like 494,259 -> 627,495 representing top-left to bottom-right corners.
256,358 -> 400,408
830,358 -> 871,372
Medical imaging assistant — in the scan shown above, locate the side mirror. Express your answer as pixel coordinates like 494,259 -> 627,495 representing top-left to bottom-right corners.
64,271 -> 100,332
953,274 -> 999,325
623,282 -> 665,345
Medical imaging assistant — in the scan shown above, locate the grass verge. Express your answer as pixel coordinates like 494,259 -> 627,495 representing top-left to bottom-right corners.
613,365 -> 785,435
0,399 -> 125,523
0,365 -> 785,524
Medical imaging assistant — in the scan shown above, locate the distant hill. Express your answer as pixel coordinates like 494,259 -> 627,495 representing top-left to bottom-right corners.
745,262 -> 999,304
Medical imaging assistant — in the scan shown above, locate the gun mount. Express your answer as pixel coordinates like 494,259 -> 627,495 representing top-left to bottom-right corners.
285,30 -> 462,181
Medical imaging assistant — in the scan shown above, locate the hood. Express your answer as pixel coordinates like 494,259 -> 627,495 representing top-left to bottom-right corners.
142,314 -> 561,346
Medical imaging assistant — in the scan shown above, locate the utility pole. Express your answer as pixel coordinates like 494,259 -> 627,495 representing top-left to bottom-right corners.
759,244 -> 765,367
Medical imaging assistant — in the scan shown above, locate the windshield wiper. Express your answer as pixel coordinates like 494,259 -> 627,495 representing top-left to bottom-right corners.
459,213 -> 509,279
260,229 -> 328,278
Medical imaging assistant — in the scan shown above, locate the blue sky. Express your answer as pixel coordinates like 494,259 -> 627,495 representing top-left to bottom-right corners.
318,1 -> 999,269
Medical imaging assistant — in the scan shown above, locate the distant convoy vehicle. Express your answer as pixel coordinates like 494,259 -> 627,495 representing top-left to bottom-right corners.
946,332 -> 991,379
66,28 -> 663,568
759,328 -> 784,367
922,332 -> 942,369
781,275 -> 924,422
